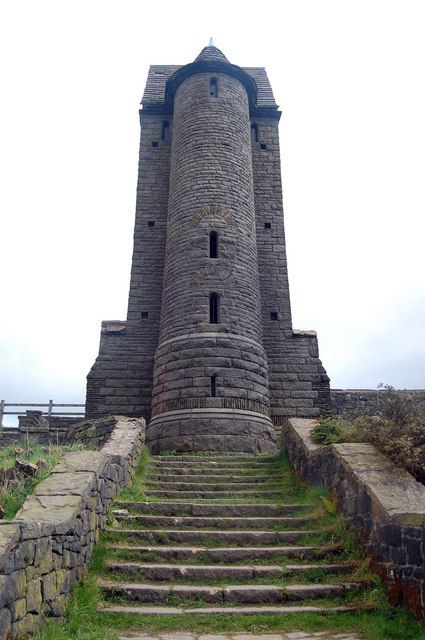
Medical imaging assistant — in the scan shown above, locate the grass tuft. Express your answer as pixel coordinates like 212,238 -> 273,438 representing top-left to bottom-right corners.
0,441 -> 86,519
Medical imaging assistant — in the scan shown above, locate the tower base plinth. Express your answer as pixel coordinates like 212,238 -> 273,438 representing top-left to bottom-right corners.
146,408 -> 277,454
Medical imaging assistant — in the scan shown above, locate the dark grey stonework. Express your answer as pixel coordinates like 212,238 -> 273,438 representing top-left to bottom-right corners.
86,45 -> 330,451
331,389 -> 425,417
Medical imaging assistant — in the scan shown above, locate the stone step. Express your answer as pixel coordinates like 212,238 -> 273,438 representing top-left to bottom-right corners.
112,514 -> 311,530
145,481 -> 282,491
105,528 -> 322,546
113,501 -> 313,517
99,581 -> 362,605
98,603 -> 360,616
152,455 -> 273,463
145,490 -> 284,500
146,474 -> 277,484
106,544 -> 340,563
104,562 -> 357,582
149,465 -> 277,474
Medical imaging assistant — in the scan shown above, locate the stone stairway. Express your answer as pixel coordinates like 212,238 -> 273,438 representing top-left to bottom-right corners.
98,454 -> 372,617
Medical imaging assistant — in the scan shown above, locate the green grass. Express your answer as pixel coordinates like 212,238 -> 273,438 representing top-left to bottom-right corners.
114,447 -> 151,502
30,449 -> 425,639
0,441 -> 86,519
32,577 -> 425,640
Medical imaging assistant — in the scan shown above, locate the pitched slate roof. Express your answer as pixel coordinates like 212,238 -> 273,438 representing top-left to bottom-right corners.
141,64 -> 278,109
194,45 -> 230,64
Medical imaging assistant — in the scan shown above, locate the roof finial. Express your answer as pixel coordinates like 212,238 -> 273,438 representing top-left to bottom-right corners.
209,37 -> 214,47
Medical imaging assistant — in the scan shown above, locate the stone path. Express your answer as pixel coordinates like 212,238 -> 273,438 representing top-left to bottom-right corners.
97,453 -> 371,631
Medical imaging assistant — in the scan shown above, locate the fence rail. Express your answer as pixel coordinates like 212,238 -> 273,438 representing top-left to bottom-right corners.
0,400 -> 85,426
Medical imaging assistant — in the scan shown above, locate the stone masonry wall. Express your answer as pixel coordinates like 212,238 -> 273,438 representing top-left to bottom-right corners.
86,55 -> 331,424
65,415 -> 125,449
86,107 -> 171,423
0,417 -> 145,639
251,116 -> 330,419
331,388 -> 425,417
0,417 -> 82,448
281,418 -> 425,618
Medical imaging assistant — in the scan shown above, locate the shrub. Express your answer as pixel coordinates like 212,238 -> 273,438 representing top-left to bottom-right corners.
312,386 -> 425,484
311,418 -> 347,445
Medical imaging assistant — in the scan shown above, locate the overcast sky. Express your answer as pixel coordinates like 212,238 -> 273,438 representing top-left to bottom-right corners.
1,1 -> 424,424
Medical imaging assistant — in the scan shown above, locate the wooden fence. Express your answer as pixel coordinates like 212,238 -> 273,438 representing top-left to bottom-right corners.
0,400 -> 85,426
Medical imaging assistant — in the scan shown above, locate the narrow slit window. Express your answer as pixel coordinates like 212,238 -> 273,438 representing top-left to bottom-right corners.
209,231 -> 218,258
209,293 -> 219,324
210,78 -> 218,97
161,121 -> 170,141
251,123 -> 258,143
211,376 -> 216,397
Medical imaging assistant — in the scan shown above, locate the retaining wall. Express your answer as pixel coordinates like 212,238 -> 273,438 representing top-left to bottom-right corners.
331,388 -> 425,417
0,416 -> 145,639
281,418 -> 425,618
0,417 -> 82,448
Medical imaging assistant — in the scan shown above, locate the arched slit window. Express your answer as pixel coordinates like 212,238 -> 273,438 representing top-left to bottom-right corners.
251,123 -> 258,143
210,78 -> 218,97
209,231 -> 218,258
209,293 -> 219,324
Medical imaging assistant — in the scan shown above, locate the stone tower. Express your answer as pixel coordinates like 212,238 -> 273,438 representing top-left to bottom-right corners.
86,44 -> 330,453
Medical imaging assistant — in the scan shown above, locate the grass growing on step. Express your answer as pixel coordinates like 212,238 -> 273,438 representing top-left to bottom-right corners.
113,446 -> 151,502
32,576 -> 425,640
33,451 -> 425,639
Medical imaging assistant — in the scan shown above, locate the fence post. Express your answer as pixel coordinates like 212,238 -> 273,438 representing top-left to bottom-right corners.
0,400 -> 4,428
48,399 -> 53,418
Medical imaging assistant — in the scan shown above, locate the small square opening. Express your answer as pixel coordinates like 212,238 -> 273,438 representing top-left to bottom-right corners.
148,221 -> 155,228
270,312 -> 278,321
151,141 -> 159,148
141,312 -> 149,320
264,222 -> 271,230
260,143 -> 267,150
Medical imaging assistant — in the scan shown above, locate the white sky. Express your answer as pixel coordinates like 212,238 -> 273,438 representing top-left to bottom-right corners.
1,0 -> 424,424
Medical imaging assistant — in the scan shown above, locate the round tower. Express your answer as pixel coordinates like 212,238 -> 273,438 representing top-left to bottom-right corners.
147,46 -> 276,453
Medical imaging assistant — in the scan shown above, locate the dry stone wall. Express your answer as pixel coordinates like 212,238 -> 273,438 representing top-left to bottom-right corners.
331,389 -> 425,417
281,418 -> 425,619
0,417 -> 145,639
0,417 -> 82,448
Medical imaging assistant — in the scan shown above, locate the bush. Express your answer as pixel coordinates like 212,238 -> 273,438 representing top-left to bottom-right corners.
311,418 -> 348,445
312,386 -> 425,484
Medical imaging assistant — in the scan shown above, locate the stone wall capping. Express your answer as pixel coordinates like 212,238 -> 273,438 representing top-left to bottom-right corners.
0,416 -> 146,638
51,451 -> 108,478
15,493 -> 87,534
292,329 -> 317,337
101,320 -> 127,333
282,417 -> 425,618
287,418 -> 321,453
333,443 -> 425,527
